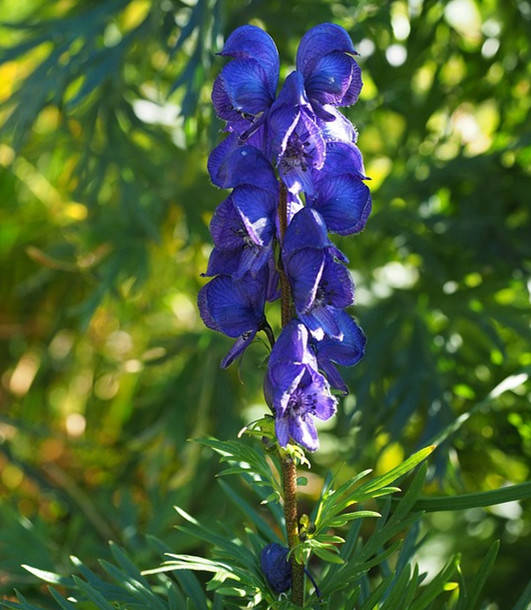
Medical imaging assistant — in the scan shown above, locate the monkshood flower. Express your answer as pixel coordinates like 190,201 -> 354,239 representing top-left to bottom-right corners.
282,208 -> 354,340
198,272 -> 269,368
212,25 -> 278,142
260,543 -> 291,594
205,185 -> 277,279
264,321 -> 337,451
312,310 -> 366,394
268,71 -> 325,195
296,23 -> 362,120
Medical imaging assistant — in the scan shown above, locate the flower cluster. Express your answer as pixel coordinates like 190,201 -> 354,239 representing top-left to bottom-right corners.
199,23 -> 370,451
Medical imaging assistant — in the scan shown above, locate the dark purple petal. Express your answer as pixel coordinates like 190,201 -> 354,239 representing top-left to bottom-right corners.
275,416 -> 290,448
221,330 -> 257,368
289,415 -> 319,451
274,70 -> 309,108
340,59 -> 362,106
236,241 -> 273,278
208,140 -> 278,193
210,196 -> 244,249
310,174 -> 372,235
314,311 -> 365,392
219,58 -> 273,116
318,359 -> 348,394
197,275 -> 264,338
285,249 -> 325,314
303,369 -> 338,420
283,208 -> 330,256
232,186 -> 276,245
268,103 -> 299,164
320,141 -> 366,179
315,311 -> 366,367
307,51 -> 361,106
266,256 -> 280,302
300,305 -> 342,341
220,25 -> 279,98
268,321 -> 315,367
296,23 -> 357,79
205,247 -> 241,276
321,257 -> 355,309
211,75 -> 249,125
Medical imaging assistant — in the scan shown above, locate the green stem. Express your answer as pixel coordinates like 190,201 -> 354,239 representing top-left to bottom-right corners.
277,181 -> 304,606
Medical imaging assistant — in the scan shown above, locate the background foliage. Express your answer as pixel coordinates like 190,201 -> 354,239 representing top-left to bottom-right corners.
0,0 -> 530,607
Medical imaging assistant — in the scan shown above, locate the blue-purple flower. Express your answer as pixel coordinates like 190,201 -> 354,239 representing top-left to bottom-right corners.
205,185 -> 277,279
260,543 -> 291,593
264,322 -> 337,451
198,273 -> 268,368
283,208 -> 354,340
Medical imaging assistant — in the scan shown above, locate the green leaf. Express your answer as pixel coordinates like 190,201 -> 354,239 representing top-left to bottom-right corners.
411,481 -> 531,511
355,446 -> 435,496
48,588 -> 77,610
461,540 -> 499,610
217,479 -> 283,544
512,580 -> 531,610
312,546 -> 345,565
409,556 -> 459,610
71,575 -> 116,610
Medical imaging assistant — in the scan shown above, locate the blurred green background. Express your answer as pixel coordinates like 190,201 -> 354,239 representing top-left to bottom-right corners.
0,0 -> 530,607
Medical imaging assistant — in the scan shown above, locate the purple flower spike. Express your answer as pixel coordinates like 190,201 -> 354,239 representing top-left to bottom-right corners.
197,273 -> 267,368
260,543 -> 291,593
265,322 -> 337,451
313,310 -> 366,393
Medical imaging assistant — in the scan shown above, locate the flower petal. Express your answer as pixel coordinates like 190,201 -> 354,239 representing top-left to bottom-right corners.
269,321 -> 314,367
275,415 -> 290,448
231,186 -> 276,245
311,174 -> 372,235
283,208 -> 330,256
289,415 -> 319,451
198,275 -> 264,338
221,330 -> 257,368
318,359 -> 349,394
300,305 -> 342,341
306,51 -> 361,106
321,141 -> 366,178
286,249 -> 325,314
317,106 -> 358,142
220,25 -> 279,98
266,362 -> 306,415
321,256 -> 355,309
219,58 -> 273,116
296,23 -> 357,79
315,310 -> 366,366
205,247 -> 241,276
208,140 -> 278,193
210,196 -> 244,249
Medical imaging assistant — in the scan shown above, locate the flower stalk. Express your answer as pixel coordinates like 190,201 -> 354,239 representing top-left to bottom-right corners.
278,181 -> 305,605
281,455 -> 304,605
